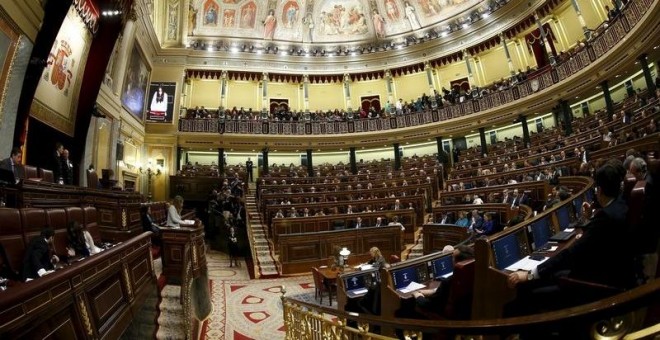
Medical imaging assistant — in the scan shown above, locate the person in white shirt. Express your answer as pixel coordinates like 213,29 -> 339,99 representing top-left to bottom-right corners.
472,195 -> 484,205
167,195 -> 194,228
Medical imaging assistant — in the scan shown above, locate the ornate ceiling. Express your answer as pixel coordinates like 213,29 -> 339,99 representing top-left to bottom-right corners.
185,0 -> 491,44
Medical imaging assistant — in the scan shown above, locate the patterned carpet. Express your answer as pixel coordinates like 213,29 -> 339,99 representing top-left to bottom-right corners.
202,250 -> 325,340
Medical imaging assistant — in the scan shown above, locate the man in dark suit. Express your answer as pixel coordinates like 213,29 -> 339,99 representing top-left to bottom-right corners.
61,149 -> 74,185
22,228 -> 60,280
438,212 -> 454,225
507,162 -> 637,316
353,216 -> 363,229
246,158 -> 254,182
0,147 -> 25,182
52,142 -> 64,183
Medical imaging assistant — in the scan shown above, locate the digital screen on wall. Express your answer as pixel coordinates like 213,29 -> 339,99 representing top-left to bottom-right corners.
146,82 -> 176,123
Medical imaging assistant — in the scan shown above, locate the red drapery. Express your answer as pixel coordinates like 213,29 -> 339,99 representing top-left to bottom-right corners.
525,23 -> 557,68
360,95 -> 381,113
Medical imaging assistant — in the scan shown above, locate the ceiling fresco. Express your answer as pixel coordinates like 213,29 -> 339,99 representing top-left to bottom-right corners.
187,0 -> 491,44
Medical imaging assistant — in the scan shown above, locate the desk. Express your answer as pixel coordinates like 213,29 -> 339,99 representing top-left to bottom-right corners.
160,223 -> 207,280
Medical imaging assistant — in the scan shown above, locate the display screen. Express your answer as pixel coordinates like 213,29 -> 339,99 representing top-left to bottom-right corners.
431,256 -> 454,278
530,217 -> 552,249
492,233 -> 522,270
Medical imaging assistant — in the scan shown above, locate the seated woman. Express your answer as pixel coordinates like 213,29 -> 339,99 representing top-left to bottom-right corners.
67,221 -> 90,259
455,211 -> 470,228
166,196 -> 195,228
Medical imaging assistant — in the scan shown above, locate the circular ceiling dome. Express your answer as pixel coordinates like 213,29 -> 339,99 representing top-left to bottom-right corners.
188,0 -> 499,47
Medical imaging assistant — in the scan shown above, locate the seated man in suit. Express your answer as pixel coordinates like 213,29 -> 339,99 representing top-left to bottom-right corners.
506,161 -> 637,317
0,147 -> 24,182
22,228 -> 60,280
353,216 -> 364,229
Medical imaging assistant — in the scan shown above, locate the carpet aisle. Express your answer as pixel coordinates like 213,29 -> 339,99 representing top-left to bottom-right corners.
245,194 -> 280,277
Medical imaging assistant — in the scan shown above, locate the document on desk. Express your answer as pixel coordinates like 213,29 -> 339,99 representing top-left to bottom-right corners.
349,288 -> 369,295
505,255 -> 549,272
398,281 -> 426,294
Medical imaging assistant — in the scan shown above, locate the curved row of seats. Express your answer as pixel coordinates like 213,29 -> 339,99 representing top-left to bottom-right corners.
0,206 -> 100,279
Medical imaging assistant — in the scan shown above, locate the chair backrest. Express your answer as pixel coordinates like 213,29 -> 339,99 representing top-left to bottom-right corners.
38,168 -> 54,183
0,208 -> 26,272
24,165 -> 38,180
20,208 -> 48,245
82,206 -> 101,243
311,267 -> 324,291
86,170 -> 99,189
389,254 -> 401,264
46,209 -> 68,255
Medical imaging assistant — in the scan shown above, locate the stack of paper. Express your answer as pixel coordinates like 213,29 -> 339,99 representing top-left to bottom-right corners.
505,255 -> 549,272
398,281 -> 426,293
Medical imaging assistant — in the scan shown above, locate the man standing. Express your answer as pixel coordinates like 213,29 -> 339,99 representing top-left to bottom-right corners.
246,157 -> 254,182
61,149 -> 74,185
0,147 -> 24,182
53,142 -> 64,183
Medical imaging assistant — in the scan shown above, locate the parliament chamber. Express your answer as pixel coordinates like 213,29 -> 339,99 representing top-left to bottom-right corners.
1,0 -> 660,339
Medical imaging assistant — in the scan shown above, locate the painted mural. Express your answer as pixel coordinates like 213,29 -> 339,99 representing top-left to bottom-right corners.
188,0 -> 482,43
120,43 -> 151,122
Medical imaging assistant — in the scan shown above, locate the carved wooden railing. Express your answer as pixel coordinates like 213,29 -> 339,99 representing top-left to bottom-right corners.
0,232 -> 156,339
178,0 -> 655,135
282,279 -> 660,339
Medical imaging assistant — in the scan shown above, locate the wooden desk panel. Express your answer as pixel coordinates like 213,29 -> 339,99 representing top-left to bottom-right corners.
161,224 -> 207,279
278,226 -> 402,275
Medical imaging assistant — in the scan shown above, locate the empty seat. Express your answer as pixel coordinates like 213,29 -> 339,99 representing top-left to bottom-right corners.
24,165 -> 39,180
0,208 -> 26,275
45,209 -> 69,255
38,168 -> 54,183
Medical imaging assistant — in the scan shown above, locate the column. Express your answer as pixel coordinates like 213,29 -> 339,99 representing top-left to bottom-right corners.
569,0 -> 591,39
220,70 -> 228,109
478,128 -> 488,157
560,100 -> 573,136
176,147 -> 182,172
349,147 -> 357,175
385,69 -> 394,113
343,73 -> 352,114
500,34 -> 516,76
111,6 -> 137,95
601,80 -> 614,119
218,148 -> 225,175
393,143 -> 401,171
424,61 -> 435,94
306,149 -> 314,177
261,72 -> 269,117
303,74 -> 310,112
464,50 -> 475,86
262,148 -> 269,175
436,136 -> 449,163
534,12 -> 556,66
638,54 -> 657,97
519,115 -> 531,147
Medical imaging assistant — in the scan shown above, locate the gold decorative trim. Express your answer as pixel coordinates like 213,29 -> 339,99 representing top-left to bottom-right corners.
122,264 -> 133,301
122,209 -> 127,228
77,296 -> 94,336
29,100 -> 75,136
0,10 -> 21,128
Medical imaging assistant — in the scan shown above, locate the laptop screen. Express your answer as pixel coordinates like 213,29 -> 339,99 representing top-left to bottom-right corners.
344,275 -> 366,291
556,206 -> 571,230
392,266 -> 419,289
530,216 -> 552,249
492,233 -> 522,270
431,256 -> 453,278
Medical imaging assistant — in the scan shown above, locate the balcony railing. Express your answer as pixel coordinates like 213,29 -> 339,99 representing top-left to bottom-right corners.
178,0 -> 653,136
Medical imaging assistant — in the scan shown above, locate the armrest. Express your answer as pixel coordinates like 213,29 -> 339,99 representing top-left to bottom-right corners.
557,276 -> 624,296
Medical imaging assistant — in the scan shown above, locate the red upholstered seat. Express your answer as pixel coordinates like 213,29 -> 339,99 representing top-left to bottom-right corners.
0,208 -> 26,274
20,208 -> 48,245
83,206 -> 101,244
24,165 -> 38,180
45,209 -> 68,256
38,168 -> 54,183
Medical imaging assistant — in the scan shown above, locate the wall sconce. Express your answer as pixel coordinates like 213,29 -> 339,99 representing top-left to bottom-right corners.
138,159 -> 162,201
